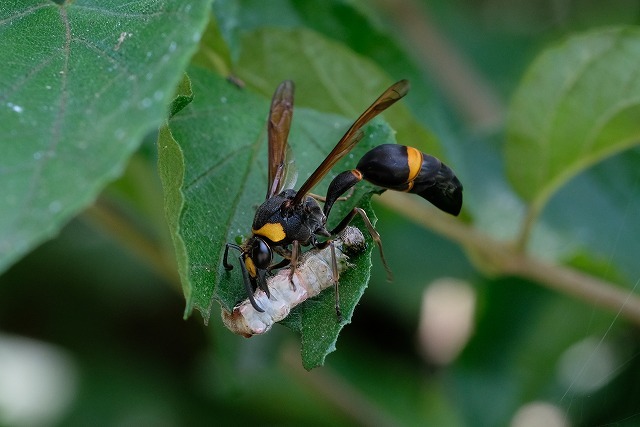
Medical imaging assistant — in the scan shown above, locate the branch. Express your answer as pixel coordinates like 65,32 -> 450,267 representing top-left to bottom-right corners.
373,0 -> 504,129
83,199 -> 182,290
379,192 -> 640,326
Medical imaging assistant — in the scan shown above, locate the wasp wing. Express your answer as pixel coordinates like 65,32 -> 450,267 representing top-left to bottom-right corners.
292,80 -> 410,205
266,80 -> 295,199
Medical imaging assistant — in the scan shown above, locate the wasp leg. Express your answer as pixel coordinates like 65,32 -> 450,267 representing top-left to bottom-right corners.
309,187 -> 354,204
256,268 -> 271,299
270,246 -> 293,280
330,242 -> 343,321
268,257 -> 291,271
271,245 -> 297,291
311,238 -> 343,320
223,243 -> 242,270
323,170 -> 363,218
224,243 -> 267,311
236,253 -> 264,312
330,207 -> 393,282
287,241 -> 300,291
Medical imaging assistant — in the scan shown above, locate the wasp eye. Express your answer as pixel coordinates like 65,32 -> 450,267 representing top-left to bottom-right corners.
252,239 -> 272,269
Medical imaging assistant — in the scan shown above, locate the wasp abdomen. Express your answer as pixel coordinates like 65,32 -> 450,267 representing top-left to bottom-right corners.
324,144 -> 463,218
356,144 -> 421,189
411,156 -> 462,215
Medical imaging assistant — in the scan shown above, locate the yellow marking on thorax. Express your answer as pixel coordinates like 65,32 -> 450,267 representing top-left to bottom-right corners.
252,222 -> 286,242
406,147 -> 423,182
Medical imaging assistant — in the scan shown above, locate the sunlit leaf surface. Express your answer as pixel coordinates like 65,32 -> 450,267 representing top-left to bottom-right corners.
0,0 -> 212,272
506,27 -> 640,208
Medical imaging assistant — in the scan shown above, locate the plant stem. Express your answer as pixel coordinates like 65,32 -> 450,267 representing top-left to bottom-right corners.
374,0 -> 504,129
379,192 -> 640,326
82,200 -> 182,290
516,205 -> 537,253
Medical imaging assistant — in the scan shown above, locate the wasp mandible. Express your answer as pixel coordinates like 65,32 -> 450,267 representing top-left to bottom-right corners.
223,80 -> 463,316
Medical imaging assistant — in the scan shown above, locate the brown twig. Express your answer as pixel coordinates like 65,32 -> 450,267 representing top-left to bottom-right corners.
379,192 -> 640,326
373,0 -> 504,129
83,200 -> 182,290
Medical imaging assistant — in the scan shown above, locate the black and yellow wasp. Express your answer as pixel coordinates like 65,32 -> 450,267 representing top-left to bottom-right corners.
223,80 -> 463,315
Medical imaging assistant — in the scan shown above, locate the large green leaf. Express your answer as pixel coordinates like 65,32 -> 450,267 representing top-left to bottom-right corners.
505,27 -> 640,210
235,27 -> 447,161
212,0 -> 441,123
0,0 -> 212,273
161,66 -> 399,367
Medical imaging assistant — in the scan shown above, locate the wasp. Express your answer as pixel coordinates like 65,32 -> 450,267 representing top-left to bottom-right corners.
223,79 -> 462,316
223,226 -> 366,337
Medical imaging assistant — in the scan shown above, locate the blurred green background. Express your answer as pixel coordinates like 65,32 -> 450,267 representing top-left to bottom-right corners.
2,0 -> 640,426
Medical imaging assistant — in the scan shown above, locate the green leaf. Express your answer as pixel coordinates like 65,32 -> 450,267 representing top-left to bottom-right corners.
505,27 -> 640,211
162,66 -> 398,367
279,204 -> 379,371
169,73 -> 194,118
0,0 -> 212,273
213,0 -> 436,109
157,122 -> 189,308
235,27 -> 447,161
163,68 -> 267,319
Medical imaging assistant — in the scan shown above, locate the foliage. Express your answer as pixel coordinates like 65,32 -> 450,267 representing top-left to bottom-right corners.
1,0 -> 640,426
0,0 -> 212,272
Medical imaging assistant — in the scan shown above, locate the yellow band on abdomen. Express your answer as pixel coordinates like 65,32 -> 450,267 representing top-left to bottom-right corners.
406,147 -> 423,182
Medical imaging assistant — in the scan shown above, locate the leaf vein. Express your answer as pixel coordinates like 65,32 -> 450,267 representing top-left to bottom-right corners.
0,3 -> 50,26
